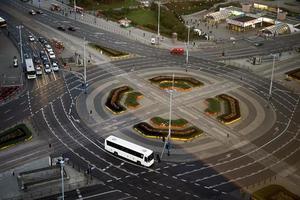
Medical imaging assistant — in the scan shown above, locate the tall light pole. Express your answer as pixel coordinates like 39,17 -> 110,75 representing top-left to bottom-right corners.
16,25 -> 24,64
185,25 -> 190,71
57,157 -> 68,200
161,74 -> 175,159
83,37 -> 87,94
157,0 -> 161,44
268,54 -> 277,103
74,0 -> 77,21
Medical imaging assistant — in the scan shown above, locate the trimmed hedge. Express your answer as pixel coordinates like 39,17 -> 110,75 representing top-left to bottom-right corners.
133,122 -> 202,140
217,94 -> 240,124
0,124 -> 32,150
159,81 -> 191,90
124,92 -> 143,107
105,86 -> 133,114
149,76 -> 203,87
150,117 -> 188,127
252,184 -> 300,200
88,43 -> 128,57
286,68 -> 300,81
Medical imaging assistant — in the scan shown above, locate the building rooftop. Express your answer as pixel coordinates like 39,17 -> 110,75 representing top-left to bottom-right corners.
233,15 -> 257,22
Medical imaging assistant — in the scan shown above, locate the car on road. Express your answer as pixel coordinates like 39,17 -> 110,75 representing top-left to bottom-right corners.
36,66 -> 42,75
44,64 -> 51,73
49,52 -> 56,59
57,26 -> 66,31
28,35 -> 35,42
254,42 -> 263,47
36,10 -> 43,14
52,62 -> 59,72
29,10 -> 36,15
150,37 -> 156,45
39,37 -> 47,44
170,48 -> 184,55
13,56 -> 18,67
68,26 -> 76,31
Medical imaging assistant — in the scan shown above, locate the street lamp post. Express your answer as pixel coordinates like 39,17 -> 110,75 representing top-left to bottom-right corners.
268,54 -> 277,103
157,0 -> 161,44
161,74 -> 175,159
74,0 -> 77,21
57,157 -> 68,200
185,26 -> 190,71
16,25 -> 24,64
83,38 -> 87,94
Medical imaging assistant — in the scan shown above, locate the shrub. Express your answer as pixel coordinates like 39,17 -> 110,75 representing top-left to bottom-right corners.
0,124 -> 32,149
105,86 -> 133,113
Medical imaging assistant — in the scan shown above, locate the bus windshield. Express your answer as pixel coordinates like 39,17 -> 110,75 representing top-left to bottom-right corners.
145,153 -> 154,162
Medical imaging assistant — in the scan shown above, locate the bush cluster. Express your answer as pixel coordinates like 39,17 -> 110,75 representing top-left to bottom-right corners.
0,124 -> 32,149
105,86 -> 133,113
217,94 -> 240,124
134,122 -> 202,140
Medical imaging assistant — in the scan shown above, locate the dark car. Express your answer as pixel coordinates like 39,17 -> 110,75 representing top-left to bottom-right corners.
57,26 -> 66,31
38,37 -> 47,44
36,10 -> 43,14
68,26 -> 76,31
29,10 -> 36,15
254,42 -> 263,47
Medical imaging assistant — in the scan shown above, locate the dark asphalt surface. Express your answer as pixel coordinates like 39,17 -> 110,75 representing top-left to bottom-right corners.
0,1 -> 300,200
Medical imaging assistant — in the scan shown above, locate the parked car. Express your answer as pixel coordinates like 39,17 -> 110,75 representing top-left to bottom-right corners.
49,52 -> 56,59
52,62 -> 59,72
36,66 -> 42,75
57,26 -> 66,31
170,48 -> 184,55
28,35 -> 35,42
150,37 -> 156,45
39,37 -> 47,44
68,26 -> 76,31
44,64 -> 51,73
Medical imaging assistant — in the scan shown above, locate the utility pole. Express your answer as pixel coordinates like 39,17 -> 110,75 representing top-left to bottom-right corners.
83,37 -> 87,94
268,54 -> 277,103
161,74 -> 174,159
157,0 -> 161,44
16,25 -> 24,64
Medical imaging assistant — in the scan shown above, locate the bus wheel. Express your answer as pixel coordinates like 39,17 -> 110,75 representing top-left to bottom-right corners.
137,161 -> 141,165
114,152 -> 118,156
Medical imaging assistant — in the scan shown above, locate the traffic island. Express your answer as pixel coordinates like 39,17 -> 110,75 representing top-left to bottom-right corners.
217,94 -> 241,124
105,86 -> 143,114
252,184 -> 300,200
149,76 -> 204,91
204,94 -> 241,124
0,124 -> 32,150
286,68 -> 300,81
133,118 -> 203,141
88,43 -> 130,60
204,98 -> 221,116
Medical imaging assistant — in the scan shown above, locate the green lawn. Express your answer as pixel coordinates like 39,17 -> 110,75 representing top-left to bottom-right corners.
151,117 -> 188,127
127,9 -> 157,26
76,0 -> 139,10
205,98 -> 221,113
159,81 -> 192,90
124,92 -> 143,107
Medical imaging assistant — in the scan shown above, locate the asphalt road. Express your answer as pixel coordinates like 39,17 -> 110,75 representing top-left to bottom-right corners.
0,1 -> 300,200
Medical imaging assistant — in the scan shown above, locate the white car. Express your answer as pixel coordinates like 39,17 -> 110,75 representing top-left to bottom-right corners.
29,35 -> 35,42
150,37 -> 156,45
36,66 -> 42,75
44,64 -> 51,73
49,52 -> 56,59
52,62 -> 59,72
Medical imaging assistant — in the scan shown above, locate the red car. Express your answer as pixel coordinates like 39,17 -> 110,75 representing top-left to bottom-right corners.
170,48 -> 184,55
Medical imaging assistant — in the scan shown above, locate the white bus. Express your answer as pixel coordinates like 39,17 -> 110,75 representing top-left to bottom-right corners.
25,58 -> 36,79
0,17 -> 7,28
105,135 -> 154,167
